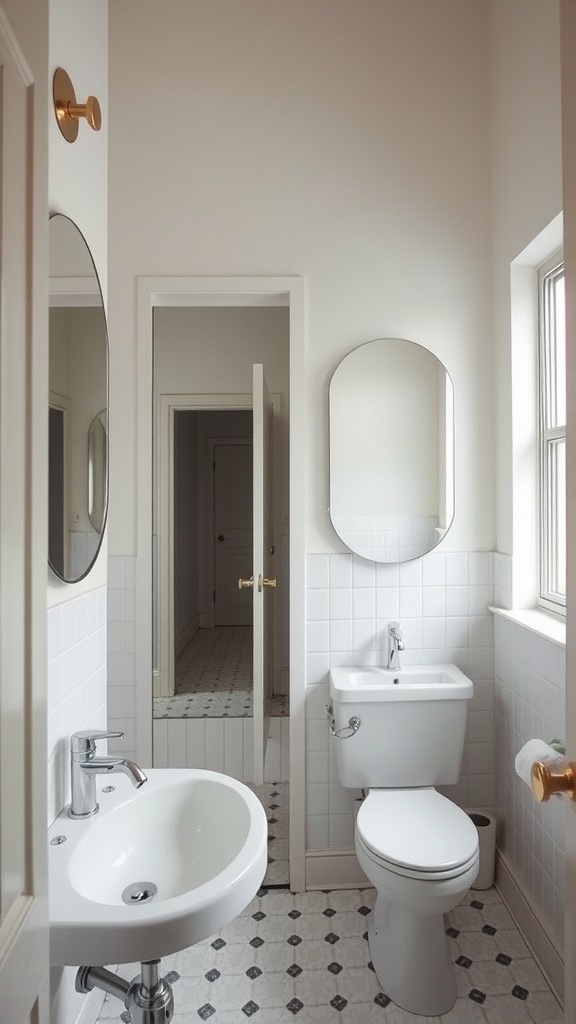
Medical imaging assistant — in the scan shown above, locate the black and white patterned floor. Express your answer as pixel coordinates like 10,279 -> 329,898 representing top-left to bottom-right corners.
154,625 -> 289,718
154,691 -> 289,719
95,886 -> 562,1023
249,782 -> 289,887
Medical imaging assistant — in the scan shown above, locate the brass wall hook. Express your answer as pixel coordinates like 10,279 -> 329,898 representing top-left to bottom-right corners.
53,68 -> 102,143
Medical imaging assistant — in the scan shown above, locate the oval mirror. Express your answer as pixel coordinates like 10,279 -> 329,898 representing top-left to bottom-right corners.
329,337 -> 454,563
48,214 -> 108,582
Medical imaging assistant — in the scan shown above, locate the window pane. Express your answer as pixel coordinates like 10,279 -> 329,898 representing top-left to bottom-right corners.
538,252 -> 565,614
547,437 -> 566,600
552,271 -> 566,428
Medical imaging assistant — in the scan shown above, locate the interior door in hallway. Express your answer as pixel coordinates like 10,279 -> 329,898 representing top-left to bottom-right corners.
214,442 -> 253,626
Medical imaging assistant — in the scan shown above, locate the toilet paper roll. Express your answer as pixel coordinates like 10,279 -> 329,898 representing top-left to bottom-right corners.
514,739 -> 565,787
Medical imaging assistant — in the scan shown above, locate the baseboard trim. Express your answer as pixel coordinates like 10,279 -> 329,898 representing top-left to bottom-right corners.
278,667 -> 289,696
175,615 -> 200,658
305,848 -> 370,890
496,851 -> 564,1007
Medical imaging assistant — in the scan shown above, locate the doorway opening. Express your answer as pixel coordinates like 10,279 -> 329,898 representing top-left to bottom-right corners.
135,276 -> 306,891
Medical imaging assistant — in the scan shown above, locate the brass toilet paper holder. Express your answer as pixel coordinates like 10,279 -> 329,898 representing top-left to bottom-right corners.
531,760 -> 576,802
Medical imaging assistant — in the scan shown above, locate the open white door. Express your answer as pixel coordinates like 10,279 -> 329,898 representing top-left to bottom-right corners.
0,3 -> 49,1021
250,365 -> 274,785
562,2 -> 576,1018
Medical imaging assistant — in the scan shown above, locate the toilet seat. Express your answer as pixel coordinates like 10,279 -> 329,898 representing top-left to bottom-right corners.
356,788 -> 479,881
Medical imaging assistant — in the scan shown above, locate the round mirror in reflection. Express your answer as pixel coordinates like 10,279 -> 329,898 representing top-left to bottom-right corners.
88,410 -> 107,532
329,338 -> 454,563
48,214 -> 108,582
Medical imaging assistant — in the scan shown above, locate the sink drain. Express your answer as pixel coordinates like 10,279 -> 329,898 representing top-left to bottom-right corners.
121,881 -> 158,905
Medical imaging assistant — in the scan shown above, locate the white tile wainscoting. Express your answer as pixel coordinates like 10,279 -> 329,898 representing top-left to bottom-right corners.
47,585 -> 108,825
494,608 -> 566,1000
153,715 -> 290,784
305,550 -> 496,875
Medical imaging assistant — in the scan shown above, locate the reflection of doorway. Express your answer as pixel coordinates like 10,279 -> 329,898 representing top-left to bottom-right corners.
171,410 -> 255,705
136,277 -> 304,891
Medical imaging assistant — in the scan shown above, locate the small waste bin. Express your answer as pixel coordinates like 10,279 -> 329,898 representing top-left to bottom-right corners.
468,812 -> 496,890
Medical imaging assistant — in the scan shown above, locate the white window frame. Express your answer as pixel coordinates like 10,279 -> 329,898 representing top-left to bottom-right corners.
538,249 -> 566,615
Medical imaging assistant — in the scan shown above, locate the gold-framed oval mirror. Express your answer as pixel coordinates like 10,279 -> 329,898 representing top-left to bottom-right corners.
48,214 -> 108,582
329,337 -> 454,563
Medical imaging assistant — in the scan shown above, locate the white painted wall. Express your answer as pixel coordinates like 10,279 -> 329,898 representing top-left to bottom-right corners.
108,0 -> 493,559
154,306 -> 290,517
489,0 -> 562,555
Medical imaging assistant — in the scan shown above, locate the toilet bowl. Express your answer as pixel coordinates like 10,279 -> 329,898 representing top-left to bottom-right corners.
328,661 -> 479,1016
356,788 -> 479,1016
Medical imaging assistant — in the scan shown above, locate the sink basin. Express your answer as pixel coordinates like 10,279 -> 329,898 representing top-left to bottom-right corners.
49,768 -> 268,966
329,664 -> 473,702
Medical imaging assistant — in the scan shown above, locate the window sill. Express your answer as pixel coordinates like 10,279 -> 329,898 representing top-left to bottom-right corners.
489,606 -> 565,647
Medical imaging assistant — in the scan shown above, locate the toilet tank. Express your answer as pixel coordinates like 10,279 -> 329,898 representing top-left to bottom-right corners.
328,665 -> 473,789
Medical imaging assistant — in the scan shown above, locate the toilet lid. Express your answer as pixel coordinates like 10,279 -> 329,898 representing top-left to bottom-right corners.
356,789 -> 479,877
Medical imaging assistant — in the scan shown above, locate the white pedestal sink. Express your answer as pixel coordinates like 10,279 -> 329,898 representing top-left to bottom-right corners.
49,768 -> 268,966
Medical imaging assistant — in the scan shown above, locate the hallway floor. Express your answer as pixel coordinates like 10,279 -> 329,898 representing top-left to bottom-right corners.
176,626 -> 253,695
95,886 -> 562,1023
154,625 -> 289,718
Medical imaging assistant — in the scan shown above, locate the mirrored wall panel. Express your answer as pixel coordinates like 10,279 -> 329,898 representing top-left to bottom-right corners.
48,214 -> 108,582
329,337 -> 454,562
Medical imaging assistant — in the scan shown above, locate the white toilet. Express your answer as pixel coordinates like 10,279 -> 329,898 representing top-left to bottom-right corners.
329,664 -> 480,1017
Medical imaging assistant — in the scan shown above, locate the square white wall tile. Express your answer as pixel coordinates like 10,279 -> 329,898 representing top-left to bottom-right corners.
47,587 -> 107,825
494,615 -> 566,954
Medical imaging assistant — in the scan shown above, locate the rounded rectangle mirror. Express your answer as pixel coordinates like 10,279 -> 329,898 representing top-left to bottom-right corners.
329,337 -> 454,563
48,214 -> 108,582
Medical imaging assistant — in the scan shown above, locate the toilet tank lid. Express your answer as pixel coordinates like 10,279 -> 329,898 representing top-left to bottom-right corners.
329,664 -> 473,703
356,789 -> 479,874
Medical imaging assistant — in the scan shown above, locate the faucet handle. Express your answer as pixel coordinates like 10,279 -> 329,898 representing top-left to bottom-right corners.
70,729 -> 124,756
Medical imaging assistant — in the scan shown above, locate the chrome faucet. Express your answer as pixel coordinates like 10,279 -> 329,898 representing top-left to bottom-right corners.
69,729 -> 148,818
388,621 -> 404,670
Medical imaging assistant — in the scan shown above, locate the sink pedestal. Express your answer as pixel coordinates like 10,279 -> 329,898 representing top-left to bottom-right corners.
76,958 -> 174,1024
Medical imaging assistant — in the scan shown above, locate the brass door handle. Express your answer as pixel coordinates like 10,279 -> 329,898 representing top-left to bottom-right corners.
531,761 -> 576,801
238,576 -> 254,590
258,575 -> 277,592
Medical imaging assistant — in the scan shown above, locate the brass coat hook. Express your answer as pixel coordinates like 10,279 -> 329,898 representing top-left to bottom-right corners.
53,68 -> 102,143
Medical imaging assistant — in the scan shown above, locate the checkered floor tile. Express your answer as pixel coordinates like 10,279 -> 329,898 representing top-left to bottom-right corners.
249,782 -> 289,886
95,887 -> 563,1023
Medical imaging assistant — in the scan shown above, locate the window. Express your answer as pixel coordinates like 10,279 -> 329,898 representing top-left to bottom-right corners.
538,251 -> 566,613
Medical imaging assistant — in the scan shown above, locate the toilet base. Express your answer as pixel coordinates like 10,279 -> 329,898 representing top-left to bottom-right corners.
368,892 -> 456,1016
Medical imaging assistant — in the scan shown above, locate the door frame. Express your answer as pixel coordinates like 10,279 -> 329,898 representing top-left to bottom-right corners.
137,277 -> 306,891
562,0 -> 576,1017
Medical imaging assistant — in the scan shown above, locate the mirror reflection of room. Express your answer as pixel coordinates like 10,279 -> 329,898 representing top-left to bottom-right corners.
48,214 -> 108,583
152,306 -> 289,728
